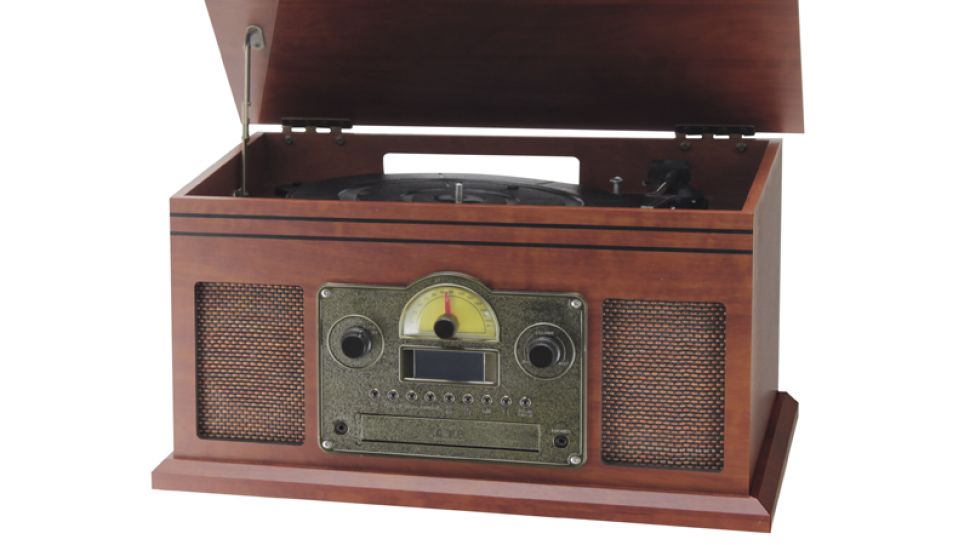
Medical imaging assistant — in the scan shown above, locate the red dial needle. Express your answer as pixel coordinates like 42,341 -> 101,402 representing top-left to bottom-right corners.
444,291 -> 452,315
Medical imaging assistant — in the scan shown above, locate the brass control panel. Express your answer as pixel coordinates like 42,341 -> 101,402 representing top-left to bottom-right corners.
318,273 -> 585,467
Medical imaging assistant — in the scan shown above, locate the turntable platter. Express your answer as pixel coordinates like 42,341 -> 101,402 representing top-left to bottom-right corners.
276,173 -> 637,208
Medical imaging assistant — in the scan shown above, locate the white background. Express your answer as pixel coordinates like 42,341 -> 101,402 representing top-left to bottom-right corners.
2,1 -> 968,542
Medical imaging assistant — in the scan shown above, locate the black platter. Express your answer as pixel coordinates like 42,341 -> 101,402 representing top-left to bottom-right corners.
276,173 -> 638,208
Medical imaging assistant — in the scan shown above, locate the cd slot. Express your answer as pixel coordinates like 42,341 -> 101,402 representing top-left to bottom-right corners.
360,414 -> 540,453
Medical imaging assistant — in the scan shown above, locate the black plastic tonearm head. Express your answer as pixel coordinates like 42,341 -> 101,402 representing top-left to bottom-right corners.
641,160 -> 708,209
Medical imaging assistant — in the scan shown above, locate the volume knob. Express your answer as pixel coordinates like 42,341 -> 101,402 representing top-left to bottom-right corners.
340,327 -> 372,359
526,336 -> 563,369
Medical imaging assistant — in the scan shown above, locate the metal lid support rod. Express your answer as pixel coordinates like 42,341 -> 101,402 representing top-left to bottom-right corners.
236,25 -> 265,197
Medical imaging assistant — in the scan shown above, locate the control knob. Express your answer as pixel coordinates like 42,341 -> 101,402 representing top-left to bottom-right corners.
526,336 -> 563,369
340,327 -> 372,359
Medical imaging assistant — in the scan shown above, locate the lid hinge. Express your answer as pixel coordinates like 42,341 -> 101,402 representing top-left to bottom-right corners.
236,25 -> 265,197
675,125 -> 755,139
282,118 -> 354,134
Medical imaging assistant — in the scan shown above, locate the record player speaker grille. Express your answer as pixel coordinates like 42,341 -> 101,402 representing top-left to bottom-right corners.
195,283 -> 305,444
601,300 -> 726,470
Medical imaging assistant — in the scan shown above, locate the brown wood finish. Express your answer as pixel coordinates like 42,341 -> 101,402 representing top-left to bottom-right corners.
153,393 -> 796,533
173,192 -> 756,232
170,217 -> 754,252
172,135 -> 249,198
169,235 -> 754,495
167,135 -> 772,495
750,393 -> 798,526
748,142 -> 783,476
165,0 -> 803,531
206,0 -> 804,133
160,132 -> 795,529
206,0 -> 280,124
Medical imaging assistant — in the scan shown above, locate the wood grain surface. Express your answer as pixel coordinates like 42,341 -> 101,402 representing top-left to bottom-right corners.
750,392 -> 799,528
153,393 -> 797,532
749,141 -> 783,476
161,133 -> 789,523
205,0 -> 804,133
169,234 -> 755,495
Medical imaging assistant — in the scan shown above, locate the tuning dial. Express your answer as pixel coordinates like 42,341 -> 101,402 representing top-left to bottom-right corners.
340,327 -> 372,359
433,314 -> 459,339
526,337 -> 563,369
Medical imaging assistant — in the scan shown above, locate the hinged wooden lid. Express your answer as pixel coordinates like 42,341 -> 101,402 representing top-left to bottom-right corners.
207,0 -> 804,133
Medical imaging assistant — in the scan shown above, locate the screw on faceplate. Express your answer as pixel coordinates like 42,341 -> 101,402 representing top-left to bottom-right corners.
322,441 -> 333,449
737,142 -> 748,153
284,134 -> 295,145
568,455 -> 582,465
570,299 -> 583,309
335,136 -> 346,145
321,289 -> 332,298
680,142 -> 691,151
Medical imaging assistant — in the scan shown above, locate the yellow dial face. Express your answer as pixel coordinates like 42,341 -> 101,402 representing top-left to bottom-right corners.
400,284 -> 499,341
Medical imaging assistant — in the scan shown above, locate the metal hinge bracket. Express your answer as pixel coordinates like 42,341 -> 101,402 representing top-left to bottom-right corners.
282,118 -> 354,134
675,125 -> 755,139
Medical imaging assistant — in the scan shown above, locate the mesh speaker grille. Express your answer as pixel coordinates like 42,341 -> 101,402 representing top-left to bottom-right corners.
601,299 -> 726,470
195,282 -> 305,444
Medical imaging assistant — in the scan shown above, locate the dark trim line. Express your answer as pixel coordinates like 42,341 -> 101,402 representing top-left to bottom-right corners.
171,213 -> 753,235
171,232 -> 753,255
360,439 -> 540,454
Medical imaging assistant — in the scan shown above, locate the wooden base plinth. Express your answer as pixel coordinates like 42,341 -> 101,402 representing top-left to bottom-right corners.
153,393 -> 797,532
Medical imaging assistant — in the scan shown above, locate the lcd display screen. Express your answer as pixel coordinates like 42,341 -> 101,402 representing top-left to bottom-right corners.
412,349 -> 487,383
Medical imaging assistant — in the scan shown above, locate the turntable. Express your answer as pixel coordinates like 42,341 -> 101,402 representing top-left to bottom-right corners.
275,173 -> 640,207
153,0 -> 803,532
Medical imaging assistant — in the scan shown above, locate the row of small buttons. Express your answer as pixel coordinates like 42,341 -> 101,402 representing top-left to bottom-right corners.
370,389 -> 531,407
